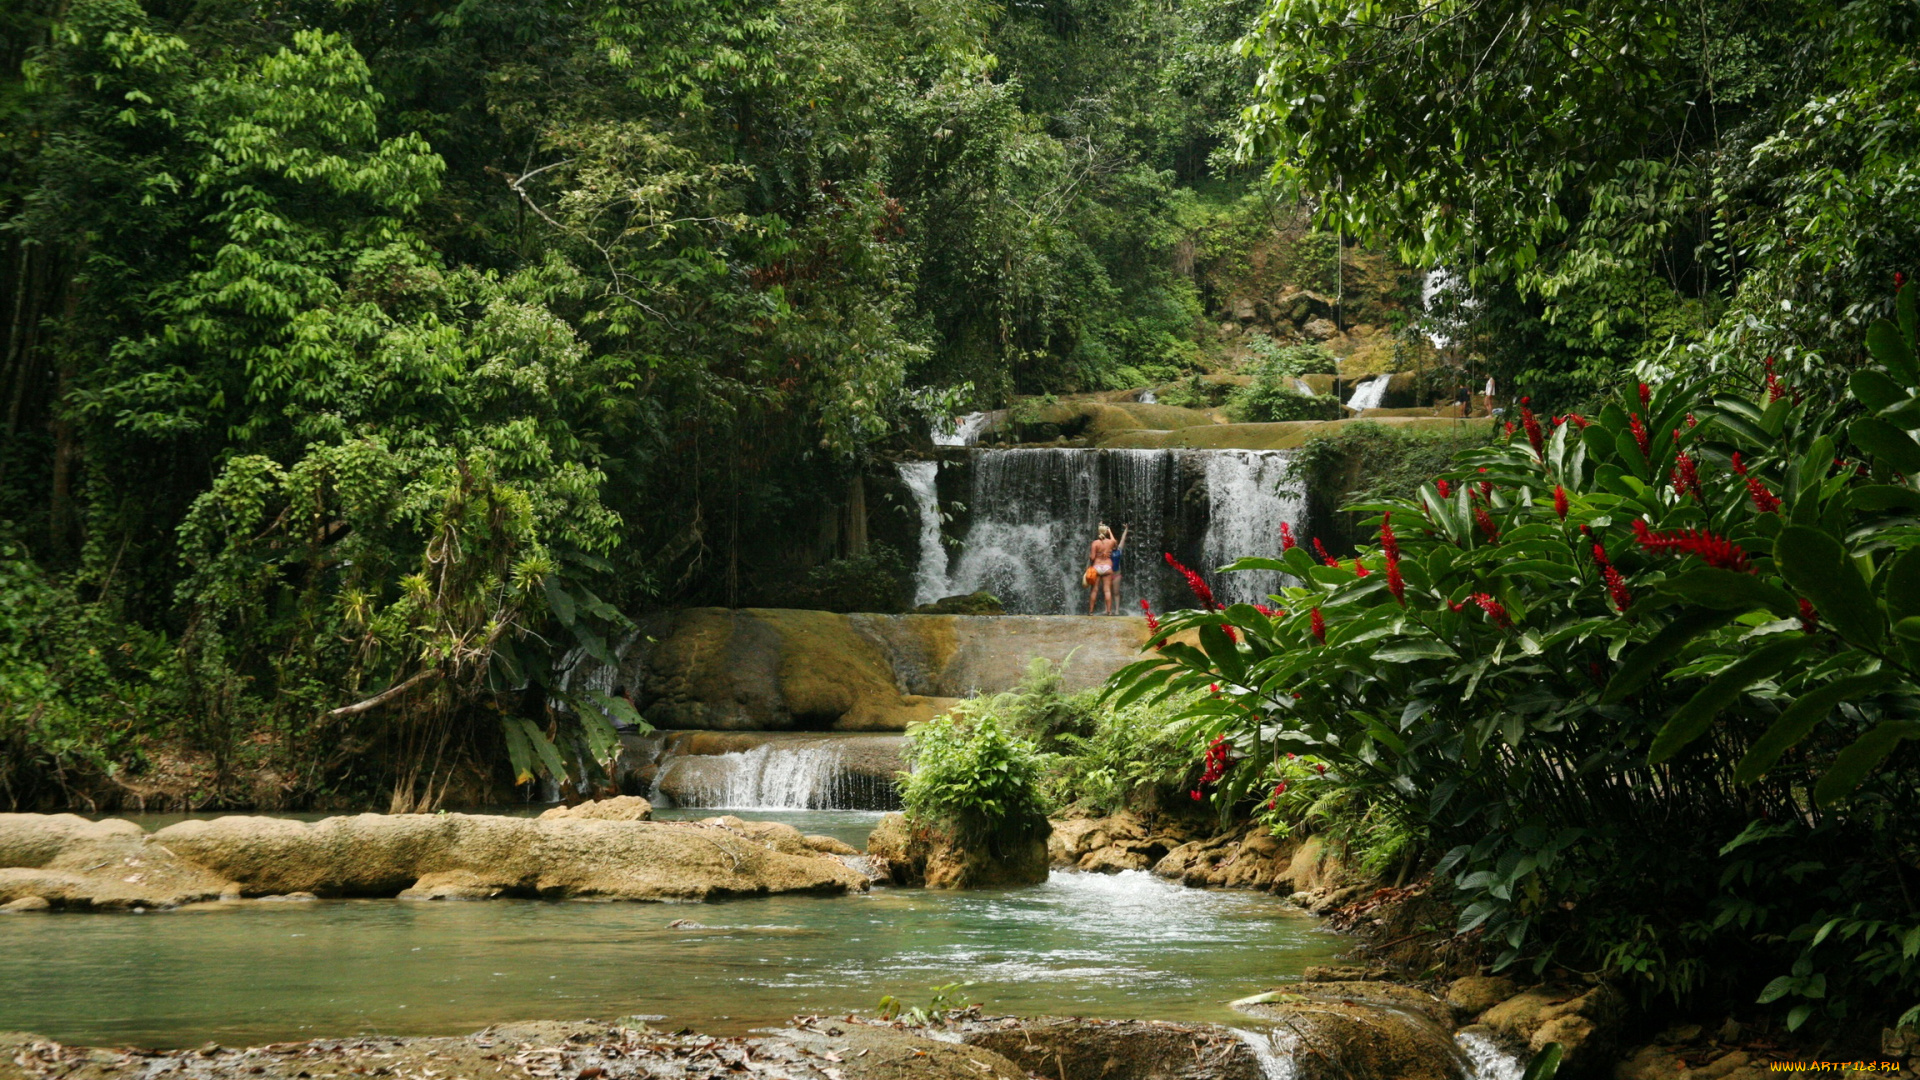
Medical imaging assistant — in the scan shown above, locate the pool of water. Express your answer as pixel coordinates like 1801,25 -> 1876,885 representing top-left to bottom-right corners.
6,811 -> 1344,1049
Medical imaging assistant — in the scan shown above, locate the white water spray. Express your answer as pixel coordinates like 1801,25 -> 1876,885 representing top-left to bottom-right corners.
934,412 -> 994,447
1345,374 -> 1391,411
1202,450 -> 1304,607
653,744 -> 856,810
897,460 -> 949,604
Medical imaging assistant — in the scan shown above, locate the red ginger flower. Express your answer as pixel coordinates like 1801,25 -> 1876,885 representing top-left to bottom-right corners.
1266,779 -> 1289,810
1553,485 -> 1569,520
1280,522 -> 1297,551
1470,592 -> 1513,630
1632,520 -> 1752,572
1380,512 -> 1399,562
1164,552 -> 1218,610
1505,421 -> 1516,439
1746,475 -> 1781,513
1385,558 -> 1406,605
1199,736 -> 1232,784
1313,538 -> 1339,568
1254,603 -> 1282,618
1436,478 -> 1452,498
1639,382 -> 1651,407
1139,598 -> 1159,633
1629,413 -> 1651,458
1731,451 -> 1747,476
1353,558 -> 1370,577
1671,443 -> 1702,499
1602,564 -> 1632,614
1565,413 -> 1591,429
1474,504 -> 1500,541
1310,607 -> 1326,642
1521,405 -> 1545,456
1799,598 -> 1820,634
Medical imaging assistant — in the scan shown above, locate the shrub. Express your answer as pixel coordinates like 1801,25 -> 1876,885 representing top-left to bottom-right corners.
1229,338 -> 1342,422
789,543 -> 909,613
900,708 -> 1051,845
1112,284 -> 1920,1034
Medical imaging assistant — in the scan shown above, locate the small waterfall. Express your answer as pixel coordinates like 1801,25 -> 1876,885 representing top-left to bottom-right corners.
1202,450 -> 1304,607
1138,389 -> 1158,404
934,412 -> 993,447
1228,1028 -> 1298,1080
897,460 -> 950,604
916,448 -> 1305,615
1291,378 -> 1315,397
1345,374 -> 1391,411
1455,1031 -> 1527,1080
652,744 -> 896,810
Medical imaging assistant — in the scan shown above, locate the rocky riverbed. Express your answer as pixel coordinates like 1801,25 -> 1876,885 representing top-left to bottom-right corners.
0,801 -> 868,909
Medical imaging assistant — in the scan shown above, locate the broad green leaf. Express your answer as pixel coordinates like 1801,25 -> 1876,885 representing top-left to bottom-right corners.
1521,1043 -> 1564,1080
1775,525 -> 1883,646
1813,721 -> 1920,807
1649,636 -> 1813,764
1852,369 -> 1908,412
1373,640 -> 1459,662
1603,608 -> 1738,704
1198,623 -> 1246,685
1884,547 -> 1920,621
1867,318 -> 1918,383
1656,568 -> 1797,618
1734,669 -> 1894,783
1850,417 -> 1920,474
544,578 -> 578,626
1848,485 -> 1920,513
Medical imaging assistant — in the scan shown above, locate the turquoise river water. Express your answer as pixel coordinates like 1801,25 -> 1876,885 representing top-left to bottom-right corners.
0,810 -> 1346,1049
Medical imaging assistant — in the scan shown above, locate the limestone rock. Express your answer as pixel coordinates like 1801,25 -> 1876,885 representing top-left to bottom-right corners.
1233,987 -> 1462,1080
1479,984 -> 1625,1078
957,1018 -> 1263,1080
0,811 -> 867,907
1303,317 -> 1338,340
540,796 -> 653,821
1078,846 -> 1150,873
0,895 -> 50,912
1446,975 -> 1518,1021
866,812 -> 1049,889
803,835 -> 859,856
865,813 -> 927,885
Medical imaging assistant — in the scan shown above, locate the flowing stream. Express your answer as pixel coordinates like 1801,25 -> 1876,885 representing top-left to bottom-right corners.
0,836 -> 1343,1049
898,447 -> 1304,613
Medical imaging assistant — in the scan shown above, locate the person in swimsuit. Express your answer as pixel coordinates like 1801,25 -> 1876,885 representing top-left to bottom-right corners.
1087,524 -> 1120,614
1109,524 -> 1131,610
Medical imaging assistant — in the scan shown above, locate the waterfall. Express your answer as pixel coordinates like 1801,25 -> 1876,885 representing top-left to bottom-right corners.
1345,375 -> 1391,411
1201,451 -> 1304,607
651,744 -> 896,810
1454,1031 -> 1527,1080
1228,1029 -> 1297,1080
1138,389 -> 1158,404
897,460 -> 950,604
1291,378 -> 1315,397
920,448 -> 1305,615
934,412 -> 994,447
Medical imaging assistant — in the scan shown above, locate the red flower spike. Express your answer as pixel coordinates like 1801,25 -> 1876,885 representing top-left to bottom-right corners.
1353,559 -> 1370,578
1436,479 -> 1452,498
1629,413 -> 1650,458
1731,452 -> 1747,477
1521,405 -> 1545,456
1190,790 -> 1203,801
1163,553 -> 1218,610
1386,559 -> 1406,605
1314,763 -> 1327,775
1566,414 -> 1591,429
1746,476 -> 1781,513
1799,598 -> 1820,634
1210,683 -> 1220,695
1638,382 -> 1651,407
1766,371 -> 1786,403
1139,598 -> 1159,633
1470,592 -> 1513,630
1478,480 -> 1494,499
1254,603 -> 1282,618
1380,512 -> 1399,562
1553,485 -> 1569,520
1603,564 -> 1632,614
1633,520 -> 1752,572
1312,538 -> 1339,568
1504,421 -> 1516,439
1310,608 -> 1326,642
1447,599 -> 1465,613
1592,542 -> 1610,564
1671,447 -> 1701,499
1474,504 -> 1500,541
1521,396 -> 1530,405
1279,522 -> 1297,551
1686,414 -> 1697,429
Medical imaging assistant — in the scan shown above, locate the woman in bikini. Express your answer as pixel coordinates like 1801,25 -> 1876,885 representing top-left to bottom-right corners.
1086,524 -> 1124,615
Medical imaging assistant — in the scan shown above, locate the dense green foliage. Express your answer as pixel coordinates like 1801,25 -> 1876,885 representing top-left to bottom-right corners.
899,708 -> 1051,845
0,0 -> 1286,806
1115,295 -> 1920,1034
1241,0 -> 1920,402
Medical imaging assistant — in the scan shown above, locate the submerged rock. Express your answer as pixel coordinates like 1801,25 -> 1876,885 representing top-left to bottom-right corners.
0,811 -> 867,908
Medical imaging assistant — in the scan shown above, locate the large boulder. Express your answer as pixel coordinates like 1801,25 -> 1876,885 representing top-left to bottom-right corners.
0,811 -> 868,908
866,812 -> 1049,889
1475,983 -> 1625,1078
956,1018 -> 1264,1080
540,795 -> 652,820
1232,984 -> 1464,1080
567,609 -> 1156,732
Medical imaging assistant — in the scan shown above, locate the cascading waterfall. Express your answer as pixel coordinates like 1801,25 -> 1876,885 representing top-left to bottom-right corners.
1345,374 -> 1391,411
934,411 -> 994,447
651,744 -> 894,810
1230,1025 -> 1528,1080
897,460 -> 950,604
905,447 -> 1305,615
1202,451 -> 1306,607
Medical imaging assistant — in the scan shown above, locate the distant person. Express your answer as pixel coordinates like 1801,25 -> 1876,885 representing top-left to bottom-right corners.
1109,524 -> 1131,609
1455,385 -> 1471,417
1086,524 -> 1120,615
1484,374 -> 1498,416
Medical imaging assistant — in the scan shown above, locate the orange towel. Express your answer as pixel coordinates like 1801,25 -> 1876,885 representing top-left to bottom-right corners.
1083,566 -> 1099,587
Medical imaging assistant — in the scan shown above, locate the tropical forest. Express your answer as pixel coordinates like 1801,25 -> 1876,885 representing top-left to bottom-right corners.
2,0 -> 1919,1076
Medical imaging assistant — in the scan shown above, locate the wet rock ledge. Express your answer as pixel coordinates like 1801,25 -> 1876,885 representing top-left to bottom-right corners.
0,801 -> 867,909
